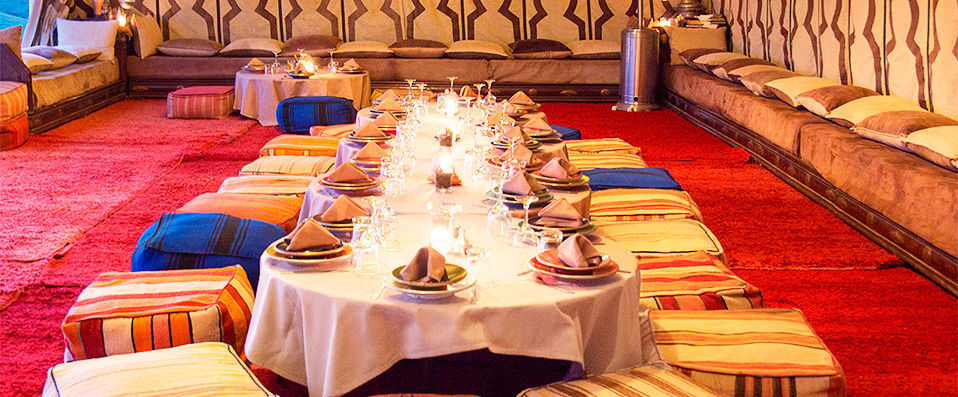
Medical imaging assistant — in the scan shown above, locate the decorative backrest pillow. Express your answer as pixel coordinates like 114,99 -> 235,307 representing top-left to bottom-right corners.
131,14 -> 163,58
280,35 -> 342,57
220,38 -> 284,57
567,40 -> 619,60
0,25 -> 22,63
712,57 -> 773,81
904,126 -> 958,172
738,69 -> 802,97
20,53 -> 54,74
157,38 -> 223,57
58,46 -> 101,63
445,40 -> 509,59
796,85 -> 879,117
335,41 -> 393,58
509,39 -> 572,59
389,39 -> 447,58
22,46 -> 77,69
678,48 -> 725,69
826,95 -> 925,128
764,76 -> 839,107
665,27 -> 727,65
56,19 -> 117,61
851,110 -> 957,150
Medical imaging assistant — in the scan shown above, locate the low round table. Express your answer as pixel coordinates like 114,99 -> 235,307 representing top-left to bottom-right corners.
234,71 -> 371,126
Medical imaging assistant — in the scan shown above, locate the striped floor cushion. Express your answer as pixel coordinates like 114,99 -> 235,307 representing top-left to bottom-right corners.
596,219 -> 724,262
0,112 -> 29,151
590,188 -> 703,222
569,152 -> 648,170
218,175 -> 316,196
61,266 -> 254,361
240,155 -> 335,176
651,309 -> 846,397
176,192 -> 303,232
565,138 -> 640,154
43,342 -> 271,396
260,135 -> 341,157
639,251 -> 763,310
166,86 -> 235,119
518,365 -> 722,396
0,81 -> 28,120
310,123 -> 356,137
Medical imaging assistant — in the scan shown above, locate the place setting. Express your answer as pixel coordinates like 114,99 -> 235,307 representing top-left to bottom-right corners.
369,96 -> 407,118
491,126 -> 541,150
264,218 -> 355,271
349,142 -> 390,175
487,143 -> 544,171
504,91 -> 541,117
486,171 -> 554,209
336,58 -> 366,74
379,246 -> 477,300
531,157 -> 590,189
526,234 -> 621,283
519,198 -> 596,235
346,123 -> 394,144
521,118 -> 562,142
310,195 -> 371,239
319,162 -> 381,193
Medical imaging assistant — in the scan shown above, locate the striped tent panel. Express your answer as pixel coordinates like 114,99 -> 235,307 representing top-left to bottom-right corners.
175,192 -> 303,232
569,153 -> 648,170
596,219 -> 724,261
0,112 -> 29,151
310,124 -> 357,138
564,138 -> 640,154
651,309 -> 846,397
44,342 -> 272,396
218,175 -> 316,196
518,365 -> 722,397
0,81 -> 28,119
260,135 -> 341,157
240,155 -> 336,176
590,189 -> 703,222
61,266 -> 255,361
639,252 -> 763,310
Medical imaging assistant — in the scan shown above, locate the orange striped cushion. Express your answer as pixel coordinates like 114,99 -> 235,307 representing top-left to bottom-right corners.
61,266 -> 255,361
590,188 -> 703,222
310,123 -> 355,138
568,152 -> 648,170
0,81 -> 28,119
176,192 -> 303,232
260,135 -> 340,157
565,138 -> 640,154
651,309 -> 846,397
518,365 -> 722,396
240,155 -> 336,176
0,112 -> 29,151
639,252 -> 763,310
218,175 -> 316,196
166,86 -> 234,119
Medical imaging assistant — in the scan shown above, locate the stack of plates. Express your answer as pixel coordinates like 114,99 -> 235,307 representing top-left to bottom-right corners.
319,175 -> 379,192
491,138 -> 541,150
346,132 -> 393,144
338,68 -> 366,74
528,249 -> 618,280
383,264 -> 476,299
485,187 -> 553,208
349,159 -> 382,174
524,129 -> 562,142
265,239 -> 354,268
241,65 -> 265,73
531,172 -> 590,188
486,157 -> 544,172
519,216 -> 596,234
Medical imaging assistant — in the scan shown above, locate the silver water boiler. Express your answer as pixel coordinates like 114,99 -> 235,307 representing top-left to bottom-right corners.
614,27 -> 660,111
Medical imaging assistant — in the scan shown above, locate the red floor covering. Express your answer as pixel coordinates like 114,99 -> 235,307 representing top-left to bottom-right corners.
0,101 -> 954,395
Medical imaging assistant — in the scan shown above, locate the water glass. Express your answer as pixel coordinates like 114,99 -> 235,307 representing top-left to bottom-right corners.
350,216 -> 381,277
537,228 -> 563,252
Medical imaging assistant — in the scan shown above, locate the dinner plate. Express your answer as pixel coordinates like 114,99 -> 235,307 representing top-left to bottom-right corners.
520,217 -> 596,234
286,72 -> 312,79
241,66 -> 265,73
320,176 -> 379,190
528,256 -> 618,280
311,217 -> 356,231
265,242 -> 354,267
486,158 -> 544,171
535,250 -> 614,272
389,264 -> 468,290
491,139 -> 541,150
382,274 -> 477,300
531,173 -> 590,188
485,189 -> 553,207
338,68 -> 366,74
346,133 -> 393,144
273,240 -> 346,258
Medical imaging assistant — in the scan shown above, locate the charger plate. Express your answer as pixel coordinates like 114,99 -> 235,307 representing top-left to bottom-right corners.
528,254 -> 618,279
491,139 -> 541,150
531,173 -> 589,188
382,274 -> 477,299
266,242 -> 354,266
346,133 -> 393,144
519,217 -> 596,234
273,240 -> 346,258
389,264 -> 468,290
320,176 -> 379,191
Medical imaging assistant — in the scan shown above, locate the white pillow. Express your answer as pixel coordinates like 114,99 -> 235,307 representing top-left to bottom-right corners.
58,46 -> 101,63
219,38 -> 284,57
826,95 -> 924,127
904,126 -> 958,172
21,52 -> 55,74
56,19 -> 118,61
763,76 -> 838,107
132,14 -> 162,58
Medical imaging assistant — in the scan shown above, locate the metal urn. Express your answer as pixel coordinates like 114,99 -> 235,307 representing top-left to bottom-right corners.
614,27 -> 660,112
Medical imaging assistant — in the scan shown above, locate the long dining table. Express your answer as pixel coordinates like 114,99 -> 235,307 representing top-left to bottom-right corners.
244,104 -> 655,396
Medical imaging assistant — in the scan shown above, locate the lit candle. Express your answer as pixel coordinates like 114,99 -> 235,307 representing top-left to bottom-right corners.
435,154 -> 454,192
438,128 -> 454,148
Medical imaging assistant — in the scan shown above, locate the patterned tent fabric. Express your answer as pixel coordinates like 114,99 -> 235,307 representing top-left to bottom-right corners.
518,365 -> 723,397
639,251 -> 763,310
260,135 -> 341,157
61,266 -> 255,360
589,188 -> 703,222
43,342 -> 272,396
240,155 -> 336,176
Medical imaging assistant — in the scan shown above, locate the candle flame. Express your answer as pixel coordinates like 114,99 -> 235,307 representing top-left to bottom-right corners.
116,11 -> 128,26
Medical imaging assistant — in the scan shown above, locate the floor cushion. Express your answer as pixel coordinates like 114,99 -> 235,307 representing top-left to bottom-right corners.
565,138 -> 639,154
260,135 -> 340,157
218,175 -> 316,196
240,155 -> 336,176
568,152 -> 648,170
582,168 -> 682,191
550,124 -> 581,140
61,266 -> 254,361
596,219 -> 724,262
651,309 -> 846,397
276,96 -> 357,134
639,252 -> 763,310
176,192 -> 302,232
0,112 -> 29,151
310,123 -> 356,138
589,188 -> 703,222
166,86 -> 235,119
0,81 -> 28,120
518,365 -> 722,396
132,213 -> 287,290
43,342 -> 272,396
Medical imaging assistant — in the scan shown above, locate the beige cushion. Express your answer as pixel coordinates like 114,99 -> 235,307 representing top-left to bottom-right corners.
280,35 -> 342,57
904,126 -> 958,172
0,25 -> 22,63
851,110 -> 957,150
518,365 -> 722,397
58,46 -> 101,63
21,53 -> 54,74
220,38 -> 284,57
691,51 -> 748,72
131,14 -> 162,58
335,40 -> 393,58
22,46 -> 77,69
712,57 -> 773,80
764,76 -> 839,107
595,219 -> 725,261
157,38 -> 223,57
445,40 -> 508,59
509,39 -> 572,59
826,95 -> 925,127
663,26 -> 726,65
739,69 -> 801,97
388,39 -> 447,58
56,19 -> 118,61
567,40 -> 619,60
796,85 -> 879,117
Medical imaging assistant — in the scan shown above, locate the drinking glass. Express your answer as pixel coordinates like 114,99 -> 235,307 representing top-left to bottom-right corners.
486,168 -> 511,236
536,228 -> 563,253
350,216 -> 381,277
328,51 -> 338,72
484,79 -> 496,106
513,194 -> 539,247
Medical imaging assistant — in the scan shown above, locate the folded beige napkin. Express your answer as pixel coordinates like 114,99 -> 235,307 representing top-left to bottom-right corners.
343,58 -> 361,69
375,97 -> 402,111
247,58 -> 264,67
522,118 -> 552,132
539,157 -> 581,179
557,234 -> 602,268
497,143 -> 534,165
502,172 -> 544,195
352,142 -> 388,162
400,246 -> 448,283
459,85 -> 476,97
509,91 -> 535,105
373,111 -> 398,128
536,199 -> 584,228
320,195 -> 369,222
500,126 -> 531,142
502,102 -> 518,114
285,218 -> 340,251
376,89 -> 400,103
355,122 -> 388,138
327,162 -> 373,183
553,190 -> 591,217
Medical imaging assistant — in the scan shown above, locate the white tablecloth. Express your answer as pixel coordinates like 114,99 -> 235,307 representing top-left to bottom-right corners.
245,107 -> 652,397
234,71 -> 371,126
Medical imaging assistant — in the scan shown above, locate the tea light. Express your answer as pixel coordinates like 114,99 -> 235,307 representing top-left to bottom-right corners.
438,128 -> 454,147
435,154 -> 455,192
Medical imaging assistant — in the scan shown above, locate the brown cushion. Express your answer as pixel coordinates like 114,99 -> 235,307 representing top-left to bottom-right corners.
568,40 -> 619,60
220,38 -> 284,57
131,14 -> 162,58
445,40 -> 508,59
796,85 -> 879,117
22,46 -> 77,69
280,35 -> 342,57
335,40 -> 393,58
0,26 -> 22,63
712,57 -> 773,81
388,39 -> 447,58
58,46 -> 101,63
509,39 -> 572,59
157,38 -> 223,57
21,53 -> 54,74
764,76 -> 839,107
739,69 -> 801,97
691,52 -> 748,72
852,110 -> 957,150
664,27 -> 726,65
678,48 -> 724,70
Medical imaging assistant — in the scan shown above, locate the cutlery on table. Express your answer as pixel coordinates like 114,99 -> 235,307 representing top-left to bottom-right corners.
535,275 -> 574,294
371,284 -> 386,300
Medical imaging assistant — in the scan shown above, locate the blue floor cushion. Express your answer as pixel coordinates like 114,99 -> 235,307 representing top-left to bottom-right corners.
550,124 -> 581,140
276,96 -> 357,134
582,168 -> 683,191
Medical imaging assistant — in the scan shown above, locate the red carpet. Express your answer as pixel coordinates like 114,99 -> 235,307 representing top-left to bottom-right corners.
0,101 -> 954,395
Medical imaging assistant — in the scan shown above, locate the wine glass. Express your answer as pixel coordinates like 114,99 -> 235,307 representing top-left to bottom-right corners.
327,50 -> 338,72
484,79 -> 496,106
447,76 -> 458,93
473,83 -> 485,100
514,194 -> 539,247
486,168 -> 511,236
403,78 -> 417,107
417,82 -> 427,100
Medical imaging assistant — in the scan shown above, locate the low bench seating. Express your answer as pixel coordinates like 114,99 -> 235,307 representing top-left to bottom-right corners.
651,309 -> 846,397
0,81 -> 29,150
166,86 -> 235,119
176,192 -> 302,232
218,175 -> 316,196
589,188 -> 703,222
596,219 -> 725,263
276,96 -> 357,134
239,155 -> 335,176
639,252 -> 763,310
259,135 -> 340,157
518,365 -> 722,396
43,342 -> 272,396
61,266 -> 254,361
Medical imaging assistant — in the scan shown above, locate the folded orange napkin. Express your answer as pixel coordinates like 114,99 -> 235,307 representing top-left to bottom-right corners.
535,199 -> 584,228
327,162 -> 373,183
557,234 -> 602,268
502,172 -> 544,195
375,97 -> 402,112
488,110 -> 504,125
285,218 -> 341,251
522,118 -> 553,132
400,246 -> 448,283
376,89 -> 400,103
247,58 -> 264,67
373,111 -> 398,128
497,143 -> 534,165
509,91 -> 535,106
355,122 -> 388,138
459,85 -> 476,97
320,195 -> 369,222
539,157 -> 581,179
352,142 -> 388,162
342,58 -> 361,69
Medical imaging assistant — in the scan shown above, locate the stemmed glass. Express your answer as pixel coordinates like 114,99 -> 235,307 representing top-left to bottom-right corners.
486,167 -> 510,236
417,83 -> 427,100
328,50 -> 338,72
473,83 -> 485,100
447,76 -> 458,93
483,79 -> 496,107
514,194 -> 539,247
